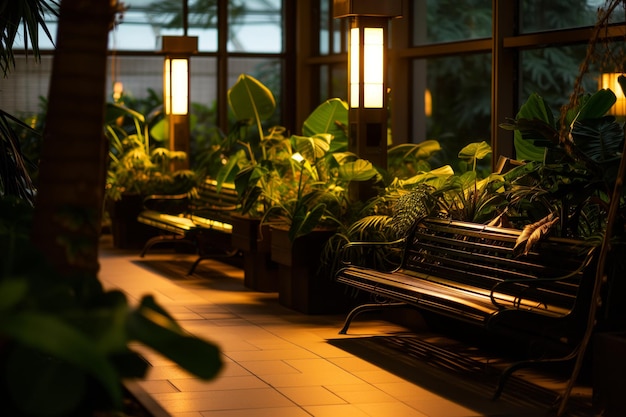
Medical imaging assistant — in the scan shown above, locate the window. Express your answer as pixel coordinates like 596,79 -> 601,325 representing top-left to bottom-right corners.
1,0 -> 289,136
308,0 -> 626,169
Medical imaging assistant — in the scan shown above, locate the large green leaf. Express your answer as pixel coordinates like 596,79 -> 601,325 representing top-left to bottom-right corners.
127,295 -> 223,381
512,94 -> 555,162
292,134 -> 331,162
337,159 -> 378,182
227,74 -> 276,122
302,98 -> 348,140
458,141 -> 492,165
576,88 -> 616,121
289,203 -> 327,241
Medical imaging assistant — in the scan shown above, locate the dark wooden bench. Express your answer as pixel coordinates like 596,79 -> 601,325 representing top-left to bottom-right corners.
137,178 -> 240,274
336,217 -> 600,401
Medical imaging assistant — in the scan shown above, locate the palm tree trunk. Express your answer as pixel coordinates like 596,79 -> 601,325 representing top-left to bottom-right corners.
31,0 -> 118,277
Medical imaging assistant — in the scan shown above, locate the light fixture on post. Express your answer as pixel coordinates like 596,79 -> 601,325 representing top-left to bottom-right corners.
158,35 -> 198,169
333,0 -> 402,199
600,72 -> 626,116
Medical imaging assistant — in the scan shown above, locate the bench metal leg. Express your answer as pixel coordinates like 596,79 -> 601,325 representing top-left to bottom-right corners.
140,234 -> 192,258
339,302 -> 408,334
187,248 -> 239,275
492,350 -> 579,401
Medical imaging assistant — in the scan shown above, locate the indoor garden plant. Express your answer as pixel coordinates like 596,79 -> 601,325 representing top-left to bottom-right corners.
217,74 -> 380,311
104,103 -> 198,249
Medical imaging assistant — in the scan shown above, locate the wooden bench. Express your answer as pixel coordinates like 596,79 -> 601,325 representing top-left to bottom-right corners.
336,217 -> 600,400
137,178 -> 240,275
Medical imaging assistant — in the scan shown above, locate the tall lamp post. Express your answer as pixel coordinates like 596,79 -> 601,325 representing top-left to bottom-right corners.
159,35 -> 198,170
333,0 -> 402,199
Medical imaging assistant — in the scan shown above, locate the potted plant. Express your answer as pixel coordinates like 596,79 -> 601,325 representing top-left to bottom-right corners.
104,103 -> 197,249
214,74 -> 294,291
215,74 -> 380,310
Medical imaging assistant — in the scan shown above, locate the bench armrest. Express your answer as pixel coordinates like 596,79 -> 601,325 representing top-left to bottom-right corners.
339,237 -> 406,272
489,246 -> 597,310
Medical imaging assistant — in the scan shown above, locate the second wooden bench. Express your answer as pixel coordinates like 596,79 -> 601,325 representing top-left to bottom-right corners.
137,178 -> 240,274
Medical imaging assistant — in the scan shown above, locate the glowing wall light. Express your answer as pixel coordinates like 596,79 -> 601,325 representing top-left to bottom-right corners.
600,72 -> 626,116
164,58 -> 189,115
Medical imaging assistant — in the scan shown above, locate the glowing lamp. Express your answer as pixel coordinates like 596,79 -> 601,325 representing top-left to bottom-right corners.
350,25 -> 385,108
158,36 -> 198,169
164,58 -> 189,115
334,0 -> 402,195
600,73 -> 626,116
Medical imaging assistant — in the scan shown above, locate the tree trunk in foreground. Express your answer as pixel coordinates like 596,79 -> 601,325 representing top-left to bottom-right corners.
31,0 -> 118,277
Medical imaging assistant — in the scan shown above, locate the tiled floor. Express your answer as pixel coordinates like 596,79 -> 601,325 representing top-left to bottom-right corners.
98,237 -> 594,417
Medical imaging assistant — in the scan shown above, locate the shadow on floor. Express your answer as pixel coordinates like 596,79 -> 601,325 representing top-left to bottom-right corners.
328,332 -> 594,417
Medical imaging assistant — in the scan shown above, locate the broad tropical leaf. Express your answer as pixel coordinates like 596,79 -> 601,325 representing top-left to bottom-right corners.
302,98 -> 348,141
227,74 -> 276,122
337,159 -> 378,182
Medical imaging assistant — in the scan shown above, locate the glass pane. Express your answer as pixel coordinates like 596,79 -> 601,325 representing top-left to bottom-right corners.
228,58 -> 283,126
112,0 -> 219,51
228,0 -> 283,52
412,54 -> 492,171
320,0 -> 330,55
413,0 -> 492,45
521,0 -> 625,33
0,56 -> 53,115
519,43 -> 614,116
319,64 -> 347,103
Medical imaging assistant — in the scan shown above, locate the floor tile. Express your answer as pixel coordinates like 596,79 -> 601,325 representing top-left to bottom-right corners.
276,386 -> 346,406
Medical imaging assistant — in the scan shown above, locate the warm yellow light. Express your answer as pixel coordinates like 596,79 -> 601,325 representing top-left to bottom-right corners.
363,27 -> 384,108
349,26 -> 384,109
600,73 -> 626,116
349,27 -> 360,109
424,89 -> 432,117
164,58 -> 189,115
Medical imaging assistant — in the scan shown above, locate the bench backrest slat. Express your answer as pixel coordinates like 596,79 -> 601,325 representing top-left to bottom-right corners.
399,218 -> 597,315
191,179 -> 240,211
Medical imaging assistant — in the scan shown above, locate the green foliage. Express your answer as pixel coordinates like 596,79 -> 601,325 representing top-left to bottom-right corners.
0,109 -> 37,206
499,87 -> 625,237
0,196 -> 222,416
219,74 -> 379,241
105,103 -> 198,201
0,0 -> 59,77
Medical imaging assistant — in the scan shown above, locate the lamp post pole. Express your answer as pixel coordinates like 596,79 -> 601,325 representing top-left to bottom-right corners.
333,0 -> 402,200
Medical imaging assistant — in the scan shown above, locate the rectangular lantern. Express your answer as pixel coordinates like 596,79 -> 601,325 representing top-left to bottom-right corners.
158,35 -> 198,169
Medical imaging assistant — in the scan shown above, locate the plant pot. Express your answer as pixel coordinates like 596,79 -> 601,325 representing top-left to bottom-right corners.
270,226 -> 353,314
105,194 -> 157,250
230,214 -> 278,292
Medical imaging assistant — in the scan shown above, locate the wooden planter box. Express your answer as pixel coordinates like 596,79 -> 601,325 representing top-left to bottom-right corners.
230,214 -> 278,292
270,226 -> 353,314
106,194 -> 157,250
